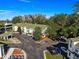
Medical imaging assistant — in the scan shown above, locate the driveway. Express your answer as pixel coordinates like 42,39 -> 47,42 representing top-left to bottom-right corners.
8,33 -> 53,59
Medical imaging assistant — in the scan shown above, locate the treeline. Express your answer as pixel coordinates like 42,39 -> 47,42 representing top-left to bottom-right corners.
11,13 -> 79,39
46,13 -> 79,39
12,14 -> 48,24
0,1 -> 79,39
11,1 -> 79,39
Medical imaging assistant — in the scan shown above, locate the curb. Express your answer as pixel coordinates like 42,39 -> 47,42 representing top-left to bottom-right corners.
43,50 -> 48,59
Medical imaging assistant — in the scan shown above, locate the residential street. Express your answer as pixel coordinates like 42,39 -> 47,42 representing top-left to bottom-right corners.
8,33 -> 53,59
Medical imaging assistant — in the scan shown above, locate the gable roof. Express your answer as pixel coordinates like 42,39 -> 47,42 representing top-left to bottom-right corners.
70,37 -> 79,47
0,31 -> 12,37
13,23 -> 47,30
12,48 -> 24,56
70,37 -> 79,42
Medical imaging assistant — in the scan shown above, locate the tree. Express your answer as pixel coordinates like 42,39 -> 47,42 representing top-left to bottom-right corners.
6,19 -> 10,23
66,14 -> 75,26
52,14 -> 68,28
33,27 -> 41,41
46,14 -> 68,39
65,14 -> 79,37
12,16 -> 22,24
0,20 -> 6,25
74,1 -> 79,13
28,15 -> 36,24
28,14 -> 46,24
34,14 -> 46,24
17,27 -> 22,34
76,28 -> 79,37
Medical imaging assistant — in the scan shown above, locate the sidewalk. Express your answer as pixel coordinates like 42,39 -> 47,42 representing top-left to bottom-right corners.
4,48 -> 14,59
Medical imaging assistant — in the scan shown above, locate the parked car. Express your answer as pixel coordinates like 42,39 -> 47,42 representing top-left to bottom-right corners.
47,46 -> 60,54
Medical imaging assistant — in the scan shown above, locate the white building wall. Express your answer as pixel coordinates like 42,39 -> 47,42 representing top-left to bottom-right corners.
68,39 -> 79,59
67,50 -> 74,59
23,27 -> 27,34
29,28 -> 34,33
68,39 -> 74,59
0,45 -> 4,59
0,46 -> 2,58
13,26 -> 18,31
70,53 -> 74,59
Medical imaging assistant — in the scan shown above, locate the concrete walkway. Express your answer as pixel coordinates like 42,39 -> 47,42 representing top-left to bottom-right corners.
4,48 -> 14,59
8,34 -> 54,59
43,50 -> 47,59
22,49 -> 27,59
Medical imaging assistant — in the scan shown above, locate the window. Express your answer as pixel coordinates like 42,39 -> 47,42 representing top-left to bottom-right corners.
8,36 -> 11,38
70,40 -> 72,47
69,52 -> 71,56
75,49 -> 78,53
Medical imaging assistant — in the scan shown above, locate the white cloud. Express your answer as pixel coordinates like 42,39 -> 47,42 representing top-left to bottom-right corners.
77,12 -> 79,14
0,10 -> 15,15
0,10 -> 17,20
19,0 -> 31,3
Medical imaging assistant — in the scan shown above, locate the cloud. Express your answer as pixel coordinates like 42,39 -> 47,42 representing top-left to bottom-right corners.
0,10 -> 17,20
0,10 -> 15,15
19,0 -> 31,3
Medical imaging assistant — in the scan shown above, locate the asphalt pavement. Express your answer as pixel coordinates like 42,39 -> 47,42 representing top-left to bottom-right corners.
8,33 -> 53,59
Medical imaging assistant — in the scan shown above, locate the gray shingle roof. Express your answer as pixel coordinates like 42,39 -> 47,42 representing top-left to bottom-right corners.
13,23 -> 47,30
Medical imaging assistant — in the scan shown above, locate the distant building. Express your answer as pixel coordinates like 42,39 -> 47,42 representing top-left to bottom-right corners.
0,31 -> 13,40
13,23 -> 48,36
4,23 -> 13,31
0,23 -> 13,40
0,23 -> 12,34
68,37 -> 79,59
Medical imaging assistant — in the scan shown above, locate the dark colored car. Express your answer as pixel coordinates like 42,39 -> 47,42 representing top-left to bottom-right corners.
47,46 -> 60,54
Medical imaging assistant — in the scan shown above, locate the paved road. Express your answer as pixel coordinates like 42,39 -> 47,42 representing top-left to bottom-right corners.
8,33 -> 53,59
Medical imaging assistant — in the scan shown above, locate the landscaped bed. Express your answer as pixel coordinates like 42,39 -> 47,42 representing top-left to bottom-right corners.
44,50 -> 66,59
0,37 -> 21,44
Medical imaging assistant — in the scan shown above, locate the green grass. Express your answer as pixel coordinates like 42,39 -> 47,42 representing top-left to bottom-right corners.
0,31 -> 12,36
45,51 -> 66,59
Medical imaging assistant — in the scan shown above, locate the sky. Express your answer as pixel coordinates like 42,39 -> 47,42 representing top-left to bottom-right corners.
0,0 -> 78,20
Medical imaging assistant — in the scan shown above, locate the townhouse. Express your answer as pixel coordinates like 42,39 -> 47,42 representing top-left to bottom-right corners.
0,23 -> 13,40
68,37 -> 79,59
0,44 -> 26,59
13,23 -> 48,36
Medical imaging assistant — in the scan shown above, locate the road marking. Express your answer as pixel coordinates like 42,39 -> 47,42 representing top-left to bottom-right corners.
22,49 -> 27,59
43,50 -> 47,59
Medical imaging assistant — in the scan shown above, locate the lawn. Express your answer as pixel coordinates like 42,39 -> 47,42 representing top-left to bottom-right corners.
45,51 -> 66,59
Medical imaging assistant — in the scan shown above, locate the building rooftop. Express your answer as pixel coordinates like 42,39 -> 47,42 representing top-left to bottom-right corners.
70,37 -> 79,47
13,23 -> 47,30
4,48 -> 25,59
12,48 -> 24,56
70,37 -> 79,42
0,31 -> 12,37
75,43 -> 79,47
4,23 -> 12,26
